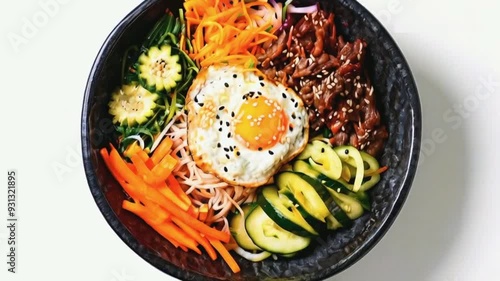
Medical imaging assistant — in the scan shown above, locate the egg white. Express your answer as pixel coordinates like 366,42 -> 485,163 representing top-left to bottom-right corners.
186,65 -> 309,187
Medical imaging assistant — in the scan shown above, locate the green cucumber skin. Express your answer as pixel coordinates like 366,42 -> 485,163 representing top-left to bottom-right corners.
294,160 -> 372,211
245,205 -> 311,255
229,203 -> 261,251
318,174 -> 371,211
279,189 -> 327,234
257,186 -> 318,237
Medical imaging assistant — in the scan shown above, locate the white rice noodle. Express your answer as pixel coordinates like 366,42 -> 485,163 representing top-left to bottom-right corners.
165,112 -> 257,229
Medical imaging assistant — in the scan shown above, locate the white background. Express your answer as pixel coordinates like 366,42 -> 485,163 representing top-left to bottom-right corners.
1,0 -> 499,280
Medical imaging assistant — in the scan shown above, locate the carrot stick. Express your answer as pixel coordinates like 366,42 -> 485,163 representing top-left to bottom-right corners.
126,152 -> 190,211
122,200 -> 182,248
198,204 -> 209,222
208,238 -> 240,273
136,150 -> 155,169
130,154 -> 166,185
156,222 -> 202,254
150,154 -> 177,183
109,145 -> 230,243
122,199 -> 200,253
122,200 -> 168,227
151,137 -> 173,165
365,166 -> 389,176
171,217 -> 217,260
167,174 -> 191,206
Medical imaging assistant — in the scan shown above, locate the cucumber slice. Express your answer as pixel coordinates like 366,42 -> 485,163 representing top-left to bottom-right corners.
258,185 -> 318,236
229,203 -> 261,251
275,171 -> 331,222
327,189 -> 364,220
334,145 -> 364,192
245,205 -> 311,254
293,160 -> 371,211
308,140 -> 342,180
292,160 -> 319,178
137,44 -> 182,93
108,84 -> 159,127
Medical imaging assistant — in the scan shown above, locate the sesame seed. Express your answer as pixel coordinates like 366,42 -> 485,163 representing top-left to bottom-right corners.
218,128 -> 223,132
342,107 -> 347,112
260,82 -> 265,87
236,151 -> 240,156
226,154 -> 230,159
268,150 -> 274,155
231,111 -> 235,117
219,106 -> 225,110
224,82 -> 229,87
258,147 -> 262,151
364,98 -> 370,104
233,74 -> 237,78
282,93 -> 287,98
217,143 -> 221,148
348,109 -> 354,113
224,167 -> 228,172
224,147 -> 229,152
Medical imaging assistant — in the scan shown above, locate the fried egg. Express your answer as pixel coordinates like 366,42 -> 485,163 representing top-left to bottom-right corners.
186,65 -> 309,188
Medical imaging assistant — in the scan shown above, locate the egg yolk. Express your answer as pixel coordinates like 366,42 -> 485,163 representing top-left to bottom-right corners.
234,95 -> 288,150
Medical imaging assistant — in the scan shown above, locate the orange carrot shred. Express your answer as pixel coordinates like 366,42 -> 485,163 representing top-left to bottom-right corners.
208,238 -> 240,273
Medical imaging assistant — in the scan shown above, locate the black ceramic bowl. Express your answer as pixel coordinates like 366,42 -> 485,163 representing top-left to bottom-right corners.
81,0 -> 421,280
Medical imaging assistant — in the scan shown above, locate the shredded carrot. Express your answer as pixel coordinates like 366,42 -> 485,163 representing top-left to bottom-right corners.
129,152 -> 191,211
172,217 -> 217,260
184,0 -> 279,68
365,165 -> 389,176
122,200 -> 182,249
167,174 -> 192,207
151,137 -> 173,165
151,154 -> 177,182
108,144 -> 230,243
208,238 -> 241,273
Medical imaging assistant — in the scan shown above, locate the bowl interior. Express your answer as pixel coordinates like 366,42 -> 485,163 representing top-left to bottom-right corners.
81,0 -> 421,280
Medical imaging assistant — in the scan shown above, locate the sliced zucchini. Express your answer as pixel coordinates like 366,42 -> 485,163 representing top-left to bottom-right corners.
137,44 -> 182,93
328,189 -> 364,220
296,143 -> 315,160
229,203 -> 261,251
292,160 -> 319,178
334,145 -> 364,191
257,185 -> 318,236
308,140 -> 342,180
108,84 -> 159,126
245,205 -> 311,254
275,171 -> 331,222
293,160 -> 371,211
